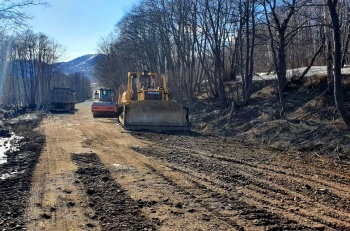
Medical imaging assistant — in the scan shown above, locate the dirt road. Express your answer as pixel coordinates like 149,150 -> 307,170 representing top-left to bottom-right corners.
23,100 -> 350,230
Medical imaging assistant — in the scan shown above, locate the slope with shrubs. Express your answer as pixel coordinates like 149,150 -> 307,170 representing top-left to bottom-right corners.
191,74 -> 350,162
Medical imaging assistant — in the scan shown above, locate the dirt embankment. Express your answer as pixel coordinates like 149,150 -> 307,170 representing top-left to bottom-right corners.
192,74 -> 350,159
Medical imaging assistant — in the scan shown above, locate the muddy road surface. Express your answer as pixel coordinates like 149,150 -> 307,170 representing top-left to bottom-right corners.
2,100 -> 350,230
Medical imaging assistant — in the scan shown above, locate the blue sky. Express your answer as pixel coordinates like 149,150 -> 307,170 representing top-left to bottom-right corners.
25,0 -> 138,61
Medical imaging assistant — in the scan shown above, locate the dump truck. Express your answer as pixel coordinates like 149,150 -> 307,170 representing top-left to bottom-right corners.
50,87 -> 76,111
91,88 -> 118,117
118,72 -> 190,131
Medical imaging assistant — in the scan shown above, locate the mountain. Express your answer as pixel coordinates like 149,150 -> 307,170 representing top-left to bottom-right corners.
56,54 -> 104,80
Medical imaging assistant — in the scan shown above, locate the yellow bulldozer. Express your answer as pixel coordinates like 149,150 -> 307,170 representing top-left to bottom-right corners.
118,72 -> 190,131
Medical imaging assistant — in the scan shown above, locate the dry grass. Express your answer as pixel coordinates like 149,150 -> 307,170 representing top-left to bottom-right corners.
191,73 -> 350,160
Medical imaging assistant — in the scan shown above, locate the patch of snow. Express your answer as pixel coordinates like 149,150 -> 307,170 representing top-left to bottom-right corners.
0,170 -> 24,180
0,137 -> 12,164
112,163 -> 135,171
256,66 -> 350,81
0,134 -> 23,165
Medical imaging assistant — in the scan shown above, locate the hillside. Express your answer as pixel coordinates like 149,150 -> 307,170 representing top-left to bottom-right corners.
191,71 -> 350,162
56,54 -> 104,80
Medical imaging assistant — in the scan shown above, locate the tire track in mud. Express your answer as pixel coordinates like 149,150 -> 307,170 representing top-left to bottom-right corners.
192,140 -> 350,197
167,162 -> 347,230
131,132 -> 350,230
133,147 -> 305,230
182,145 -> 350,213
202,151 -> 350,227
71,152 -> 156,231
143,163 -> 246,230
144,162 -> 303,231
177,136 -> 350,192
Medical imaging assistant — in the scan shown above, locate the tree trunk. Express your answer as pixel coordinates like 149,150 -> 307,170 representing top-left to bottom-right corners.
324,0 -> 334,93
277,36 -> 287,117
328,0 -> 350,127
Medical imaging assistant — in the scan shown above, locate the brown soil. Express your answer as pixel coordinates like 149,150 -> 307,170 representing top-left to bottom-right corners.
1,74 -> 350,230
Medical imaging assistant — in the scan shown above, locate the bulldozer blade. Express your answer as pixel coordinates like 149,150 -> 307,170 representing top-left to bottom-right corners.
119,100 -> 190,131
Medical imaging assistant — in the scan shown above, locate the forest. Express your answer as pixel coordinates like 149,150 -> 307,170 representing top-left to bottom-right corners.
94,0 -> 350,126
0,0 -> 91,110
1,0 -> 350,126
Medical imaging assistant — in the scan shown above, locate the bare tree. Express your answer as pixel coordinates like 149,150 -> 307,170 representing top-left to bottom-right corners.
0,0 -> 47,31
70,72 -> 91,103
263,0 -> 323,116
324,0 -> 334,92
327,0 -> 350,127
0,0 -> 48,108
240,0 -> 259,104
4,30 -> 62,108
340,0 -> 350,67
94,34 -> 139,91
264,0 -> 298,116
36,33 -> 63,104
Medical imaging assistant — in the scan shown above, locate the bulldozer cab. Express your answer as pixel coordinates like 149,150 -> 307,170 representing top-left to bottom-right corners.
122,72 -> 167,102
131,75 -> 138,100
140,73 -> 154,89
